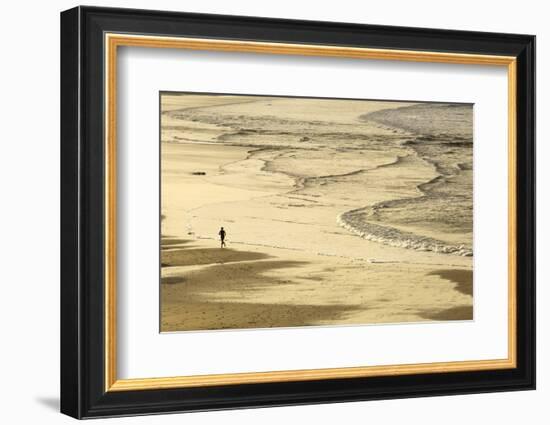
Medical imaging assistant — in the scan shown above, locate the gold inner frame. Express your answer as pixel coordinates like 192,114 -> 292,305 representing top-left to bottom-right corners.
104,33 -> 517,392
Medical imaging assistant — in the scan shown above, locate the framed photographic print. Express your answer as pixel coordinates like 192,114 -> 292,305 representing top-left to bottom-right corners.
60,6 -> 535,419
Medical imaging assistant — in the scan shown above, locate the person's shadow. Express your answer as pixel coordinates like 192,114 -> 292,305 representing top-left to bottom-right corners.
35,396 -> 59,411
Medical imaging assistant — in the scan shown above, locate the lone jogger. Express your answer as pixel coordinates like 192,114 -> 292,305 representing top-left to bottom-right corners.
219,227 -> 226,248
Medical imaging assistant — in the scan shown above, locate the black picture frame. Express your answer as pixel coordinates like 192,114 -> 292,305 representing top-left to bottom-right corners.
60,5 -> 535,419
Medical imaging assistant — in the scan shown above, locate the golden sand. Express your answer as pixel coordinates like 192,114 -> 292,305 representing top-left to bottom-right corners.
160,95 -> 473,332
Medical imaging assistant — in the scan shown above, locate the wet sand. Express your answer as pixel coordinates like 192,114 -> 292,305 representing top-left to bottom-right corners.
160,94 -> 473,332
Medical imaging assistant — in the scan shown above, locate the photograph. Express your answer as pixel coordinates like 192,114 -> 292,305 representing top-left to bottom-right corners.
160,92 -> 474,332
57,4 -> 536,419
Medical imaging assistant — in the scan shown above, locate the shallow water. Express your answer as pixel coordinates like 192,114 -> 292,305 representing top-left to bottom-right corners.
358,103 -> 473,255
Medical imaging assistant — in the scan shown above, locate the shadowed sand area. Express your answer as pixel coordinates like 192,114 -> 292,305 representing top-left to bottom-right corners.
162,246 -> 270,267
161,237 -> 192,247
414,270 -> 473,320
161,249 -> 361,330
163,301 -> 358,332
419,306 -> 473,321
160,94 -> 474,332
428,269 -> 473,296
161,240 -> 473,331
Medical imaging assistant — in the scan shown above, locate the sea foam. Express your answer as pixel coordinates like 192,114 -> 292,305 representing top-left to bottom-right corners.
337,209 -> 473,256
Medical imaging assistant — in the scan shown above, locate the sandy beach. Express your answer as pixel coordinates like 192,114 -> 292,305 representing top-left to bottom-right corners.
160,93 -> 473,332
